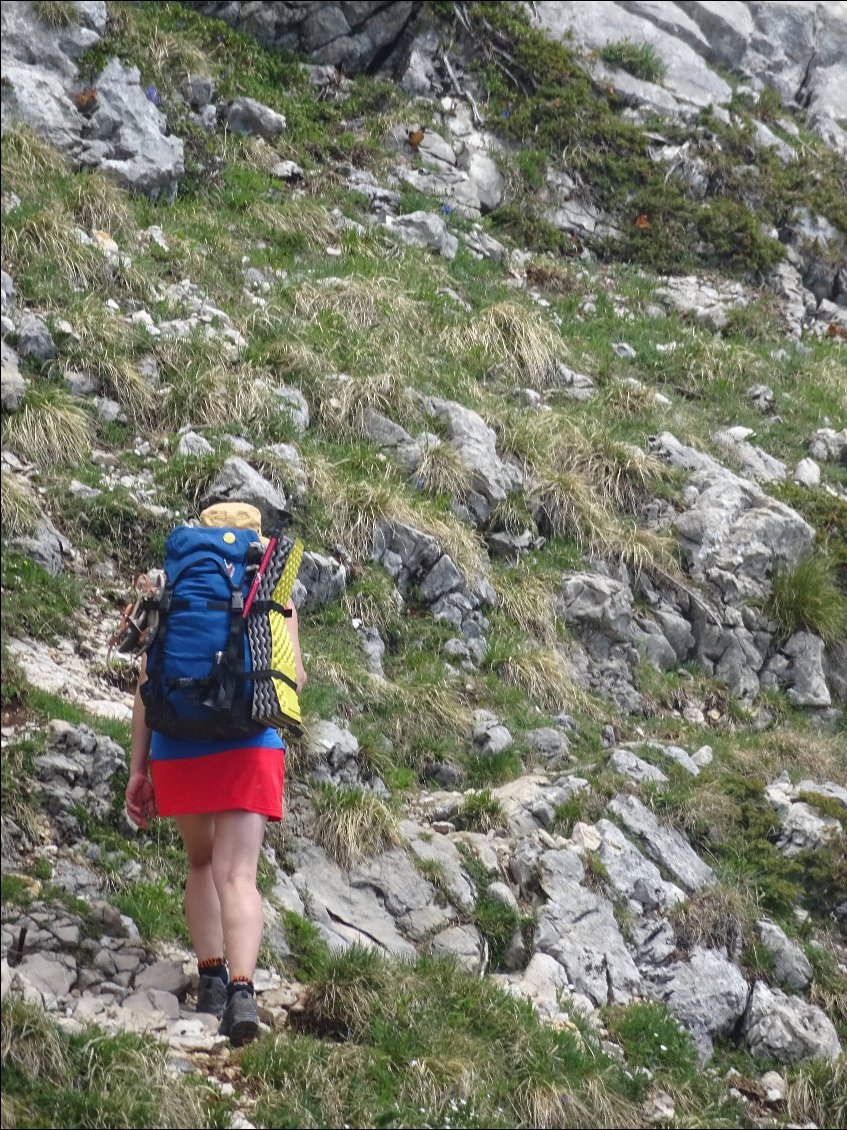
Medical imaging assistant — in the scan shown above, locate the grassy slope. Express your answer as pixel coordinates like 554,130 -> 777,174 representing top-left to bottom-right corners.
1,2 -> 846,1127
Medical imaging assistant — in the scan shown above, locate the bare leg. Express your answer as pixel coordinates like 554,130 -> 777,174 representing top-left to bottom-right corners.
211,810 -> 268,978
173,813 -> 225,961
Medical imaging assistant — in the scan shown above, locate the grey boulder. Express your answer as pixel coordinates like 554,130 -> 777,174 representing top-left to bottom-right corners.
742,982 -> 841,1064
17,313 -> 56,363
226,96 -> 286,139
644,947 -> 749,1061
607,794 -> 716,892
202,456 -> 288,532
80,59 -> 184,200
756,922 -> 812,992
378,212 -> 458,259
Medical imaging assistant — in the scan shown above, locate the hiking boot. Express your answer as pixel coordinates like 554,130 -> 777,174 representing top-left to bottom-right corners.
219,987 -> 259,1046
197,974 -> 228,1019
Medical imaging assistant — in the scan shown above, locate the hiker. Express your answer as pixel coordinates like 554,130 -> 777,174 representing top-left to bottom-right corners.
124,503 -> 306,1046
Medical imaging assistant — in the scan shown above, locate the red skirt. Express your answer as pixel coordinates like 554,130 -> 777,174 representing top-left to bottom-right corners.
149,729 -> 286,821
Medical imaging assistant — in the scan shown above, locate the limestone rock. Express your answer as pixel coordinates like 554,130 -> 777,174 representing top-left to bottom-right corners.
378,211 -> 458,259
792,458 -> 821,487
429,924 -> 486,973
534,849 -> 643,1006
808,428 -> 846,465
79,59 -> 184,200
177,430 -> 213,457
756,922 -> 812,991
493,774 -> 588,838
560,573 -> 634,642
644,946 -> 750,1061
290,842 -> 416,958
607,794 -> 716,892
272,385 -> 310,434
294,551 -> 346,610
591,818 -> 686,911
17,313 -> 56,362
227,96 -> 286,139
1,341 -> 26,411
742,982 -> 841,1064
354,847 -> 455,942
188,1 -> 417,72
421,396 -> 521,517
202,457 -> 288,532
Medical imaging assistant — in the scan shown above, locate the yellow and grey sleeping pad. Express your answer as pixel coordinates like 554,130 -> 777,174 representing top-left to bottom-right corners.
247,535 -> 304,736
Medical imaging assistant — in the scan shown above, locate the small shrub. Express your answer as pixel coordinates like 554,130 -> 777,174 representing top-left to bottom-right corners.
600,39 -> 668,84
457,788 -> 507,833
764,553 -> 847,644
311,783 -> 402,869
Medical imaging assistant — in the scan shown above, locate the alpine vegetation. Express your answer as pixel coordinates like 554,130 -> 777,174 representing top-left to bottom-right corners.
1,1 -> 845,1128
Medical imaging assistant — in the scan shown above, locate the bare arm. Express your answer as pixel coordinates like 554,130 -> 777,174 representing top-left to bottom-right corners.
285,600 -> 307,693
126,654 -> 155,828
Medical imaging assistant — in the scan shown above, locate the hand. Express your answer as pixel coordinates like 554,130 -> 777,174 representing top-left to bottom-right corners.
125,771 -> 156,829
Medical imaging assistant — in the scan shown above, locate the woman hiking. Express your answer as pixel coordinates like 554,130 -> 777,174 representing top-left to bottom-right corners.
124,503 -> 306,1046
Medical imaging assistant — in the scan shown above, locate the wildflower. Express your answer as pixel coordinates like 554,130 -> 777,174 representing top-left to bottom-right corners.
146,86 -> 162,106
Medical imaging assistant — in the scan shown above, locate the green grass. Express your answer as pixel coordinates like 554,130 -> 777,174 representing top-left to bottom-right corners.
456,789 -> 508,833
764,553 -> 847,644
1,998 -> 227,1129
599,39 -> 667,84
244,949 -> 640,1129
0,554 -> 82,643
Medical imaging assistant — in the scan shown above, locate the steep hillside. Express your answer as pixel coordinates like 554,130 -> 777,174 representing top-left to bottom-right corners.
1,3 -> 846,1128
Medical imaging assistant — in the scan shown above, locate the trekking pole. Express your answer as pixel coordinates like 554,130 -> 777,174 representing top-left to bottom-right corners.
242,510 -> 291,619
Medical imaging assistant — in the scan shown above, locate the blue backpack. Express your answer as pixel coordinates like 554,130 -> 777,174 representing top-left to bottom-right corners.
141,525 -> 267,740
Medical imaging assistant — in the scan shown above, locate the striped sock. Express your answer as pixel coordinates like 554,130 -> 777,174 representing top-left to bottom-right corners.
198,957 -> 228,984
228,975 -> 254,998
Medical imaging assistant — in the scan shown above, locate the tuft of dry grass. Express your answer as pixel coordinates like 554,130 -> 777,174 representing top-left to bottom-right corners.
493,643 -> 596,714
65,299 -> 154,417
2,387 -> 92,466
727,729 -> 847,787
667,885 -> 746,953
786,1056 -> 846,1129
414,437 -> 477,500
342,569 -> 404,634
0,127 -> 65,191
66,171 -> 133,238
0,471 -> 41,538
492,566 -> 558,644
3,206 -> 105,292
312,369 -> 414,442
154,339 -> 277,430
293,275 -> 423,331
529,470 -> 683,584
306,454 -> 487,580
254,199 -> 340,248
310,783 -> 403,869
445,301 -> 564,387
0,997 -> 68,1084
31,0 -> 79,26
